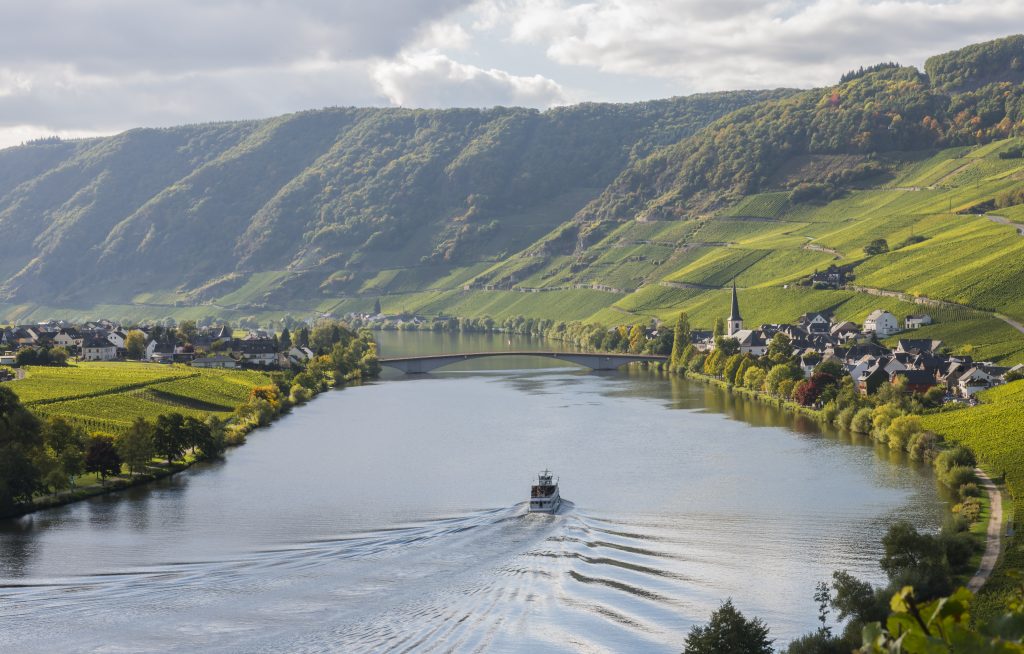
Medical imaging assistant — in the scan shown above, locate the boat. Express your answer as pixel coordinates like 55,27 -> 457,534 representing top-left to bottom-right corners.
528,469 -> 561,513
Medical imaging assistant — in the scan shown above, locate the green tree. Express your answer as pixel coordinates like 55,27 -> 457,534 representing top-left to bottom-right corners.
715,337 -> 740,356
84,436 -> 122,481
683,599 -> 773,654
176,320 -> 198,345
125,330 -> 148,359
880,521 -> 952,599
627,324 -> 646,353
279,327 -> 292,351
713,317 -> 726,339
153,413 -> 187,464
117,418 -> 155,476
766,333 -> 794,365
864,238 -> 889,256
670,312 -> 690,370
39,417 -> 86,491
0,386 -> 44,512
182,416 -> 214,459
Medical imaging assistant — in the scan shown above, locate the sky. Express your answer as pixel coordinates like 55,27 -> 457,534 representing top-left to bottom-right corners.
0,0 -> 1022,149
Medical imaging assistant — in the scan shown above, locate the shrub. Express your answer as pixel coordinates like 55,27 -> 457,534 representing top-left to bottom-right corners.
835,405 -> 857,430
952,497 -> 982,524
907,431 -> 942,462
851,407 -> 875,433
886,415 -> 923,451
958,482 -> 980,498
934,446 -> 977,473
942,465 -> 976,490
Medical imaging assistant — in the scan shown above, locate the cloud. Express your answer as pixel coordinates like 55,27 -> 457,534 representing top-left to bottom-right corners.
493,0 -> 1024,89
0,1 -> 475,74
373,51 -> 567,108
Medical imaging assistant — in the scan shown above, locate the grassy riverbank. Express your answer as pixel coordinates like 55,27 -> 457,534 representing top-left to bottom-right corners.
922,380 -> 1024,616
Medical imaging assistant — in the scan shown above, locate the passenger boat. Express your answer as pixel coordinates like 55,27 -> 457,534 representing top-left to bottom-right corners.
528,469 -> 561,513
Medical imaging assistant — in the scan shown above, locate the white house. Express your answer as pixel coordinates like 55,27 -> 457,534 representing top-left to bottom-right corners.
864,310 -> 899,338
81,338 -> 117,361
106,330 -> 127,349
958,367 -> 1001,397
145,340 -> 159,361
53,328 -> 83,349
731,329 -> 769,356
905,314 -> 933,330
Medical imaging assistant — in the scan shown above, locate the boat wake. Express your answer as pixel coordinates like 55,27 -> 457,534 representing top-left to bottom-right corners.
0,502 -> 726,653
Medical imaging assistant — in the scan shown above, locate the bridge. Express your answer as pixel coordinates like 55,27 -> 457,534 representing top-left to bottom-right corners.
378,351 -> 667,374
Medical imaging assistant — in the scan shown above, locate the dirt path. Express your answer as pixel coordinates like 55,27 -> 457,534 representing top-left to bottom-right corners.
987,213 -> 1024,236
968,468 -> 1004,593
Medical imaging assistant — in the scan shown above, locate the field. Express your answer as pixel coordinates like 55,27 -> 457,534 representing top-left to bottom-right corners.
3,362 -> 271,434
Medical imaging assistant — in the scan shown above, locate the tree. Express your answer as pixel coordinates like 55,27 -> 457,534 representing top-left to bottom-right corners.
713,317 -> 726,339
117,418 -> 155,476
125,330 -> 148,360
176,320 -> 198,344
683,599 -> 773,654
153,413 -> 187,464
765,333 -> 794,365
880,521 -> 952,599
84,436 -> 122,481
279,327 -> 292,351
39,417 -> 85,491
0,386 -> 44,512
182,416 -> 214,459
627,324 -> 646,353
864,238 -> 889,256
670,312 -> 690,370
715,337 -> 740,357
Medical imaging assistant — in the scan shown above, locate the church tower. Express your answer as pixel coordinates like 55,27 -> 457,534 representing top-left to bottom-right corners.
728,279 -> 743,336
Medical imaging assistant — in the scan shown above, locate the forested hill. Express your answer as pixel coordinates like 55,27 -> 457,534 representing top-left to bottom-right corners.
0,90 -> 785,305
1,35 -> 1024,329
577,35 -> 1024,229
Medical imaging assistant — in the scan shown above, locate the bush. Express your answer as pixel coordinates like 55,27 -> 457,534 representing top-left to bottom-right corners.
942,465 -> 976,490
953,497 -> 982,524
958,482 -> 980,498
934,446 -> 977,473
886,415 -> 922,451
851,407 -> 875,433
907,431 -> 942,462
835,405 -> 857,430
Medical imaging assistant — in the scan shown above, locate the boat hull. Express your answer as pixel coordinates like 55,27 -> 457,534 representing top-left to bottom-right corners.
528,492 -> 561,514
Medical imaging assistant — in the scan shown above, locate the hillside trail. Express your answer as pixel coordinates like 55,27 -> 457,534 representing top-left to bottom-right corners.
986,213 -> 1024,236
968,468 -> 1004,593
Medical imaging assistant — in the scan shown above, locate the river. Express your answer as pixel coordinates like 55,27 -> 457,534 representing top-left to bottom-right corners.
0,331 -> 950,652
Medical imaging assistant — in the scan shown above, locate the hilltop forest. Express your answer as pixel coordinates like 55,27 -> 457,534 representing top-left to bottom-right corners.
3,35 -> 1024,362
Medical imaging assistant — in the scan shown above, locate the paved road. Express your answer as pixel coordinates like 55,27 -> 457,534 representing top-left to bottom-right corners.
968,468 -> 1004,593
987,213 -> 1024,236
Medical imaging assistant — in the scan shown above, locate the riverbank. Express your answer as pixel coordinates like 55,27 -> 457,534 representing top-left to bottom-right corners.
680,365 -> 1008,598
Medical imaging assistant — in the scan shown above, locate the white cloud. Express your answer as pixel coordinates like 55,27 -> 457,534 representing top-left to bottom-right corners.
373,51 -> 567,107
491,0 -> 1024,89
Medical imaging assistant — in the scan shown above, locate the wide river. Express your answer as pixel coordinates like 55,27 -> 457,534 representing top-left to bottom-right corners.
0,332 -> 949,652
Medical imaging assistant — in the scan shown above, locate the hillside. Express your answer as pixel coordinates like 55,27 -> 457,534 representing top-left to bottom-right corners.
2,36 -> 1024,363
0,91 -> 784,306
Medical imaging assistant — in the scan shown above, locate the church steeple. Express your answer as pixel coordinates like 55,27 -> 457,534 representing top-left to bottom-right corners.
728,279 -> 743,336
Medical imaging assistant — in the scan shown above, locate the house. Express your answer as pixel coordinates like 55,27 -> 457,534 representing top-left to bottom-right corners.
798,312 -> 831,334
106,330 -> 128,349
830,321 -> 860,341
232,338 -> 278,367
858,359 -> 892,395
958,367 -> 1001,397
53,328 -> 83,349
288,346 -> 316,363
905,314 -> 933,330
81,337 -> 117,361
890,369 -> 937,393
864,310 -> 899,338
810,265 -> 847,289
731,329 -> 769,356
0,353 -> 16,366
191,355 -> 237,369
895,339 -> 943,356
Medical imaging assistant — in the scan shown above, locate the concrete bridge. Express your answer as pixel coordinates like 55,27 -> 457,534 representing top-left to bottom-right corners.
378,351 -> 667,374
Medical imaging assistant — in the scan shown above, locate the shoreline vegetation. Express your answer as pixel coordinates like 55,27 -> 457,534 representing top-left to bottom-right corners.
0,321 -> 379,521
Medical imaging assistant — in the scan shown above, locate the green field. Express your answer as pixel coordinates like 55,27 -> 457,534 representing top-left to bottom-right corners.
3,362 -> 271,434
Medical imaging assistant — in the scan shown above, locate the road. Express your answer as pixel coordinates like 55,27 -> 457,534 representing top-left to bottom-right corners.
967,468 -> 1004,593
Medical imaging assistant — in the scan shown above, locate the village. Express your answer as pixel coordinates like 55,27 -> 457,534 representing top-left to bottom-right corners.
0,320 -> 319,374
692,282 -> 1019,402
